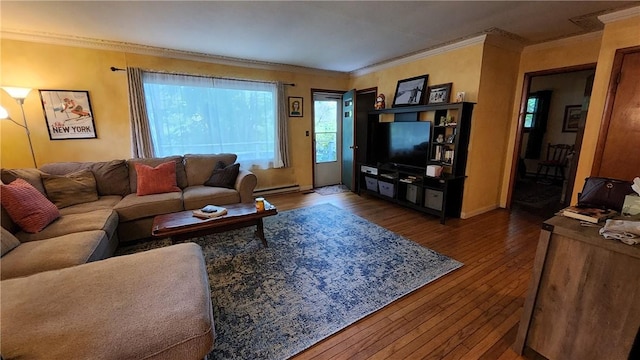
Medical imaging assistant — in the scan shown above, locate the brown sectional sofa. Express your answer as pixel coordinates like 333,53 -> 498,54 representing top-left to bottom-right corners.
0,153 -> 257,359
1,243 -> 215,360
40,153 -> 257,243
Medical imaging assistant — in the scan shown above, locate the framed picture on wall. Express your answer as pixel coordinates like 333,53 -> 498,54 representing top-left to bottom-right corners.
392,74 -> 429,107
427,83 -> 453,104
562,104 -> 581,132
39,90 -> 97,140
288,96 -> 303,117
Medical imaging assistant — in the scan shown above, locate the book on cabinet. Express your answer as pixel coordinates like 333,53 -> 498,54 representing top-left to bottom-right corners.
561,206 -> 617,223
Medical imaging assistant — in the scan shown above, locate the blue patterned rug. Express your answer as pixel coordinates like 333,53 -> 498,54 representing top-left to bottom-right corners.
115,203 -> 462,359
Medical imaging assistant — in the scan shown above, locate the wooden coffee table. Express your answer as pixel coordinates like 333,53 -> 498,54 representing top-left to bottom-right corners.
151,201 -> 277,247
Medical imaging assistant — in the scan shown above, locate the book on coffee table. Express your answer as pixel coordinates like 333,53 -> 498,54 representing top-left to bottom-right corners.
192,205 -> 227,219
561,206 -> 617,223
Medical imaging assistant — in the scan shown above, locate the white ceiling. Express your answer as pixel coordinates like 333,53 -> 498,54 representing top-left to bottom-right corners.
1,1 -> 638,73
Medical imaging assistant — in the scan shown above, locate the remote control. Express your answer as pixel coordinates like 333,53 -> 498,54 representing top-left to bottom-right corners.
201,205 -> 218,213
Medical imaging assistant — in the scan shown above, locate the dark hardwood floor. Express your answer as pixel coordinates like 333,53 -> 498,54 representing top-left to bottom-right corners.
263,189 -> 546,360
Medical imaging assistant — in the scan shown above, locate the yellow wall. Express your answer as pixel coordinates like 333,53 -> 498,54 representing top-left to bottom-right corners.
574,15 -> 640,203
1,42 -> 130,167
499,32 -> 603,206
464,38 -> 521,217
350,39 -> 523,217
350,44 -> 484,104
500,13 -> 640,206
349,43 -> 486,214
0,39 -> 349,190
4,11 -> 637,216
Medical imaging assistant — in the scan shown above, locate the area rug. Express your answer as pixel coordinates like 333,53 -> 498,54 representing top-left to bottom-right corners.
512,178 -> 562,209
313,184 -> 351,195
115,203 -> 462,360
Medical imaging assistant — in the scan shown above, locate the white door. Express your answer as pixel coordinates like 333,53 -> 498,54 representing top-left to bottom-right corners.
313,93 -> 342,187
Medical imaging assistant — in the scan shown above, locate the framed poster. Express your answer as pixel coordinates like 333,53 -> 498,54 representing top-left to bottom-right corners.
39,90 -> 97,140
392,74 -> 429,107
563,104 -> 581,132
427,83 -> 453,104
288,96 -> 303,117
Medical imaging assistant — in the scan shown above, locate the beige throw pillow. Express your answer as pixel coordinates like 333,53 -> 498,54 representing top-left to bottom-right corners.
1,227 -> 21,256
42,169 -> 99,208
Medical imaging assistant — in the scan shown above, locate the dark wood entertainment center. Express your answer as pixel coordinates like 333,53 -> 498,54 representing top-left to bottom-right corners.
358,102 -> 474,224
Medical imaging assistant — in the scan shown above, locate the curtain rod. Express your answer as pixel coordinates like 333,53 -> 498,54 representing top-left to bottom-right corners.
110,67 -> 295,86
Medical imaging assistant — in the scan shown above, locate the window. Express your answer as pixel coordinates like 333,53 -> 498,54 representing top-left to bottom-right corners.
142,72 -> 282,168
313,99 -> 339,163
524,95 -> 539,129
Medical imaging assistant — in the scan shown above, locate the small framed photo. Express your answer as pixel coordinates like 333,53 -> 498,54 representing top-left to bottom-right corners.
563,104 -> 581,132
39,90 -> 97,140
392,74 -> 429,107
288,96 -> 303,117
427,83 -> 453,104
455,91 -> 465,103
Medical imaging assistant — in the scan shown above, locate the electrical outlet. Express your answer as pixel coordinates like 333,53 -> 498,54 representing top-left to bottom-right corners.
305,131 -> 309,136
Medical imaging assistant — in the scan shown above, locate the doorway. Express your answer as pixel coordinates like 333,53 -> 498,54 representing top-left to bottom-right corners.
312,91 -> 342,188
509,65 -> 596,218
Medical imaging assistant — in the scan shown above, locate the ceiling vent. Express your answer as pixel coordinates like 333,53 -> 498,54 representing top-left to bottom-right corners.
570,11 -> 606,31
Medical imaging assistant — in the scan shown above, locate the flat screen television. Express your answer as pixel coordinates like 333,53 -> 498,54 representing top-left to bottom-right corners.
369,121 -> 431,169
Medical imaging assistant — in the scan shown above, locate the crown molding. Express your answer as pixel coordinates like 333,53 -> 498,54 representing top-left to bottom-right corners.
522,31 -> 604,53
351,34 -> 487,77
598,5 -> 640,24
483,28 -> 527,53
1,29 -> 347,78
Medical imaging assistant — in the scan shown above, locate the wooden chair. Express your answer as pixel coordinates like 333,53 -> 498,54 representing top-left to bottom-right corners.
536,143 -> 574,182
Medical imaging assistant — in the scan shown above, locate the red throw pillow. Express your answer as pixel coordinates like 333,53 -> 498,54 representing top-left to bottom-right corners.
135,161 -> 181,196
1,178 -> 60,233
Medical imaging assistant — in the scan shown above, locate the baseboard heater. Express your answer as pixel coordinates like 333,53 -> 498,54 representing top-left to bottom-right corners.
253,184 -> 300,196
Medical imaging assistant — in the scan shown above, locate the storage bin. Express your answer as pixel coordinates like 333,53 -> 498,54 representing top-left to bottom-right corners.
405,184 -> 419,203
424,189 -> 443,211
365,176 -> 378,191
378,181 -> 395,198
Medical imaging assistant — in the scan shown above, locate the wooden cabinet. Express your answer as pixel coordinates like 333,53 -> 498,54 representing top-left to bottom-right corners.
514,216 -> 640,359
359,102 -> 473,223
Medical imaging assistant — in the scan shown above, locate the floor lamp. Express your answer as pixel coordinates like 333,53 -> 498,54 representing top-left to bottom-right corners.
1,87 -> 37,167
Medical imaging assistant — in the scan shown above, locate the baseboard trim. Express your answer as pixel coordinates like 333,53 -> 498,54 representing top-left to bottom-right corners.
253,184 -> 301,196
461,204 -> 500,219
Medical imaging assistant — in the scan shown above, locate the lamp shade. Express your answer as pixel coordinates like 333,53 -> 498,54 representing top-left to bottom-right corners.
0,105 -> 9,120
3,87 -> 32,100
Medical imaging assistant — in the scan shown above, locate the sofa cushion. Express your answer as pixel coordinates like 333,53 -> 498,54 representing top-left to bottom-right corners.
128,156 -> 187,192
1,178 -> 60,233
59,195 -> 122,216
40,160 -> 131,196
204,161 -> 240,189
1,227 -> 20,256
1,168 -> 46,194
1,205 -> 18,234
184,153 -> 237,186
0,230 -> 110,280
42,169 -> 99,208
183,185 -> 240,210
135,162 -> 181,196
15,209 -> 118,243
0,243 -> 215,360
114,192 -> 183,222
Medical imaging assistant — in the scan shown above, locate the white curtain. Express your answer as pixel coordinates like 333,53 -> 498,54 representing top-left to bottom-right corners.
139,71 -> 289,169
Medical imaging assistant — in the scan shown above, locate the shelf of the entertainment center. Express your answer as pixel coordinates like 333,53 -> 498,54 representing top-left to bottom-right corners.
362,164 -> 464,183
358,163 -> 466,224
369,101 -> 475,115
